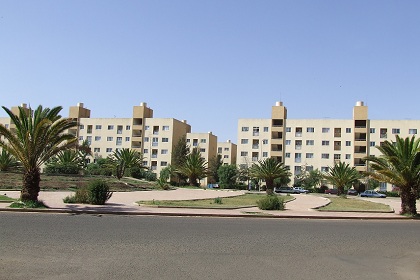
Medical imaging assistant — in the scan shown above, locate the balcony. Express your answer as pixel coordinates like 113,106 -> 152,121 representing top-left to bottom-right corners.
295,132 -> 302,137
295,145 -> 302,150
252,145 -> 259,149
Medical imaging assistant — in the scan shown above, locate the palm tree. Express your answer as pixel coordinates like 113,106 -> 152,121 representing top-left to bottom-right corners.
177,148 -> 207,187
0,105 -> 77,202
108,148 -> 145,179
364,136 -> 420,216
323,162 -> 361,196
0,149 -> 20,171
249,158 -> 290,195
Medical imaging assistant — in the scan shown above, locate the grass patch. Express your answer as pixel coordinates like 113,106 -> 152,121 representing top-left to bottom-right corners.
0,194 -> 16,202
138,193 -> 294,209
9,200 -> 48,209
317,197 -> 392,212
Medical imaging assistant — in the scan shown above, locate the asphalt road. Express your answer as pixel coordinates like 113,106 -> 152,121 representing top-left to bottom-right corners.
1,213 -> 419,280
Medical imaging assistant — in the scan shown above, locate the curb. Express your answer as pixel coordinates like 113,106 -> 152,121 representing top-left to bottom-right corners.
0,208 -> 413,220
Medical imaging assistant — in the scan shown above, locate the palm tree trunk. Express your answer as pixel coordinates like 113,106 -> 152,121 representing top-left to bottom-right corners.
400,188 -> 417,216
266,179 -> 274,195
21,168 -> 41,202
337,186 -> 344,196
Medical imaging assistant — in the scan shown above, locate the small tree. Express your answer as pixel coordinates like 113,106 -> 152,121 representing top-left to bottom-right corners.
249,158 -> 291,195
217,164 -> 238,188
208,154 -> 223,184
177,148 -> 207,187
108,148 -> 145,180
323,162 -> 361,196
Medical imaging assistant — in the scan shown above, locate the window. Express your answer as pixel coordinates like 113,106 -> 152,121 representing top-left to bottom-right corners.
80,125 -> 84,129
346,141 -> 351,146
116,137 -> 122,145
322,128 -> 330,133
86,136 -> 92,144
87,125 -> 92,134
79,136 -> 83,140
152,137 -> 158,145
345,154 -> 351,159
306,140 -> 314,146
240,151 -> 248,156
253,127 -> 260,136
321,153 -> 329,159
161,161 -> 168,167
186,139 -> 190,143
125,137 -> 130,141
321,167 -> 329,172
106,148 -> 112,153
370,141 -> 376,147
286,127 -> 291,132
262,152 -> 268,157
95,136 -> 101,141
162,138 -> 169,142
218,147 -> 222,153
162,125 -> 169,131
346,128 -> 352,133
294,166 -> 302,174
285,153 -> 291,158
379,182 -> 387,192
94,148 -> 100,152
161,149 -> 168,154
285,140 -> 291,145
392,128 -> 400,134
370,128 -> 375,133
241,127 -> 249,132
224,147 -> 229,151
241,139 -> 248,144
144,137 -> 149,142
224,155 -> 229,158
263,127 -> 269,132
306,153 -> 314,158
322,141 -> 330,146
108,125 -> 114,130
143,149 -> 148,154
126,125 -> 131,130
200,148 -> 206,152
107,137 -> 113,141
295,153 -> 301,163
95,125 -> 102,130
262,139 -> 268,145
307,127 -> 314,133
200,139 -> 206,143
409,129 -> 417,135
334,154 -> 341,160
145,126 -> 150,130
117,125 -> 123,134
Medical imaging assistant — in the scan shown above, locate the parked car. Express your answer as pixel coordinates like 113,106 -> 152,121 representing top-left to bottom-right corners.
360,190 -> 387,198
275,186 -> 300,194
347,189 -> 358,196
293,187 -> 310,194
325,188 -> 338,195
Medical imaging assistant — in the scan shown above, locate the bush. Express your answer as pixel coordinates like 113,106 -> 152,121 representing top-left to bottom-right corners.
87,180 -> 113,205
214,197 -> 223,204
379,191 -> 400,197
257,195 -> 284,210
44,163 -> 80,175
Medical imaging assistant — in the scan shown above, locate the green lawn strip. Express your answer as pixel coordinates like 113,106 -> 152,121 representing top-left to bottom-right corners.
317,197 -> 393,212
138,193 -> 294,209
0,194 -> 16,203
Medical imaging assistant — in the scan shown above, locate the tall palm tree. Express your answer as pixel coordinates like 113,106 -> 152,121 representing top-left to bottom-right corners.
323,161 -> 361,196
249,158 -> 290,194
108,148 -> 145,179
0,149 -> 20,171
0,105 -> 77,201
177,148 -> 207,187
364,136 -> 420,216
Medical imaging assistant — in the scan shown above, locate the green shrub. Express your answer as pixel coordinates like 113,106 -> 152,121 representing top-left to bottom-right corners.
257,195 -> 284,210
63,186 -> 90,204
44,163 -> 80,175
379,191 -> 400,197
214,197 -> 223,204
87,180 -> 113,205
144,170 -> 157,181
10,200 -> 47,208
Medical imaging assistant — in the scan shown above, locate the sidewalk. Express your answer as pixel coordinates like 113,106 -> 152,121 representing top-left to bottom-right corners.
0,189 -> 414,220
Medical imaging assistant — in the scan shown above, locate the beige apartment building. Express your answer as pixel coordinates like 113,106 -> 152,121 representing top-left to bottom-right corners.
237,101 -> 420,191
217,140 -> 237,165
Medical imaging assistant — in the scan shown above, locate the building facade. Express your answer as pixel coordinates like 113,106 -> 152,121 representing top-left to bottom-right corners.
237,101 -> 420,191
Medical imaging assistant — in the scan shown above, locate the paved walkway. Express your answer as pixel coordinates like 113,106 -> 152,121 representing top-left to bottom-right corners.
0,189 -> 416,219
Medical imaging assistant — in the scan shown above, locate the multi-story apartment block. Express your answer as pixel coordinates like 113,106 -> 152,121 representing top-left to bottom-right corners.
237,101 -> 420,191
217,140 -> 237,165
237,101 -> 287,167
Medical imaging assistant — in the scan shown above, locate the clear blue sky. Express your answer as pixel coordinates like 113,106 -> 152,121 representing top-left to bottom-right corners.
1,0 -> 419,142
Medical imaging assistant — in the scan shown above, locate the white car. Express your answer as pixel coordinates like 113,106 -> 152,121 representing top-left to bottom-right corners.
293,187 -> 310,194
